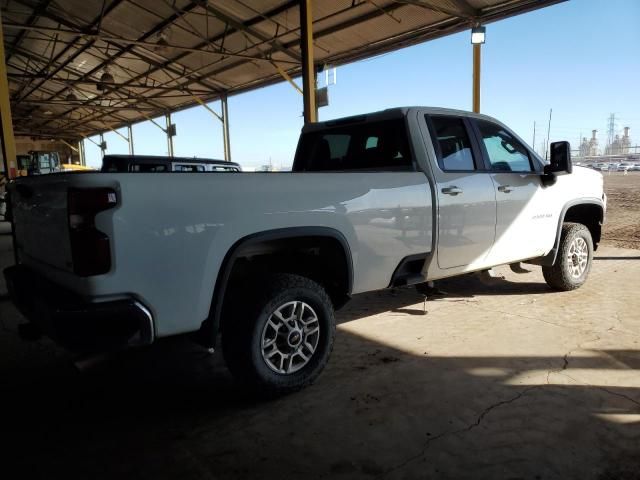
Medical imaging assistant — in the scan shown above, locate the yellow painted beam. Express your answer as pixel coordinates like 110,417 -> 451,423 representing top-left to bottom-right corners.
272,62 -> 303,95
105,126 -> 129,142
139,112 -> 167,132
300,0 -> 317,123
83,135 -> 101,147
0,13 -> 17,178
59,139 -> 79,153
472,43 -> 481,113
190,94 -> 223,122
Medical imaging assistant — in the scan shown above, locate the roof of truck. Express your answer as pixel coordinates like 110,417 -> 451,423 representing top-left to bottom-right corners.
302,107 -> 501,133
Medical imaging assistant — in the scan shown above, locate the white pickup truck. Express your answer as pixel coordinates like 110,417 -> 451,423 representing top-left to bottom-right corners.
4,107 -> 605,393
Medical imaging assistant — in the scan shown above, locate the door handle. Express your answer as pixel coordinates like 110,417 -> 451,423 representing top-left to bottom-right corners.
441,186 -> 463,196
497,185 -> 513,193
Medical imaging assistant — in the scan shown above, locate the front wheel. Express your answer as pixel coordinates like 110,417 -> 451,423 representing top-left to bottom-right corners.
222,273 -> 336,395
542,222 -> 593,291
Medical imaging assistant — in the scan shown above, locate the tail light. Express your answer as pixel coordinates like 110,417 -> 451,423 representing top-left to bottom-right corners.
68,188 -> 117,276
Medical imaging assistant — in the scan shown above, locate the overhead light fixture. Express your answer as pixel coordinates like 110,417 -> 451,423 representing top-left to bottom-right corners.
155,30 -> 170,52
100,69 -> 114,84
44,110 -> 53,115
97,68 -> 114,90
471,25 -> 486,44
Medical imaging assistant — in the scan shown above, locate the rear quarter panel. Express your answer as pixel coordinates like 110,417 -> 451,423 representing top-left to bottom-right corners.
15,172 -> 433,337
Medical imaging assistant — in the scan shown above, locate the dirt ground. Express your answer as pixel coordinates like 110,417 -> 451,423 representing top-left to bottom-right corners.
0,173 -> 639,479
1,234 -> 639,479
601,171 -> 640,249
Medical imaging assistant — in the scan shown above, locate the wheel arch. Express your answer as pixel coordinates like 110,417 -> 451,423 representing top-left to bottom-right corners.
196,227 -> 353,348
537,199 -> 604,267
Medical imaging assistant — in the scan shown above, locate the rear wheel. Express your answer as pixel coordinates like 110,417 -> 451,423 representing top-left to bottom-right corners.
543,223 -> 593,291
222,273 -> 335,395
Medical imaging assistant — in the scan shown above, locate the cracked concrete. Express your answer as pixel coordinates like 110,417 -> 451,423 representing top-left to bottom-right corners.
1,220 -> 639,479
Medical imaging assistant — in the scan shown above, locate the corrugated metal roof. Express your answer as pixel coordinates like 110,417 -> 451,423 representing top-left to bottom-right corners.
1,0 -> 564,139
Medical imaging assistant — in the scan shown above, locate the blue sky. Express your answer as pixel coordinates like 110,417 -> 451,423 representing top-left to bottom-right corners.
85,0 -> 640,169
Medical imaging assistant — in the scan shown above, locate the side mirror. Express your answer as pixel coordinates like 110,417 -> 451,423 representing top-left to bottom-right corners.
544,141 -> 572,176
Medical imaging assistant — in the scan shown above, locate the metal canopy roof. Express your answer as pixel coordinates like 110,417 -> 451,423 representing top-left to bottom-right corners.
2,0 -> 563,140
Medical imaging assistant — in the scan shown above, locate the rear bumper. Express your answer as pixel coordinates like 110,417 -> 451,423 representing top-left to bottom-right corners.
3,264 -> 154,353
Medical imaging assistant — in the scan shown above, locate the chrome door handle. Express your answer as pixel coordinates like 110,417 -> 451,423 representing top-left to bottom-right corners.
498,185 -> 513,193
441,186 -> 463,196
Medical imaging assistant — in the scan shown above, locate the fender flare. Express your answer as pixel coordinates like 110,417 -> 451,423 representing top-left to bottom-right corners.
537,198 -> 604,267
197,227 -> 354,348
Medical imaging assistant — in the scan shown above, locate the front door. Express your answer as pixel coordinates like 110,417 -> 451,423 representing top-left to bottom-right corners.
472,119 -> 552,265
426,115 -> 497,269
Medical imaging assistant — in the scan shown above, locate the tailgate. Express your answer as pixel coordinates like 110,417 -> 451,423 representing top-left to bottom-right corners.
10,178 -> 73,272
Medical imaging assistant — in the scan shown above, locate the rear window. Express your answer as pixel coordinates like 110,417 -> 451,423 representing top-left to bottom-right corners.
174,164 -> 205,172
131,164 -> 168,172
294,119 -> 413,172
101,158 -> 168,172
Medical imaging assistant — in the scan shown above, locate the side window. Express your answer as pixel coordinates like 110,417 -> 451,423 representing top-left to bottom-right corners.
429,116 -> 476,171
477,120 -> 532,172
326,135 -> 350,161
39,153 -> 50,170
130,164 -> 167,172
174,164 -> 205,172
294,119 -> 412,171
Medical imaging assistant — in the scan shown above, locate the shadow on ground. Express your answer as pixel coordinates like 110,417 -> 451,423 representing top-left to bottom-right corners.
1,224 -> 639,479
1,289 -> 639,480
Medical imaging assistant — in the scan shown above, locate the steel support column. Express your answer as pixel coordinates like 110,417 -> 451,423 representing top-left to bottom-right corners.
299,0 -> 316,124
78,138 -> 86,165
0,14 -> 17,179
99,133 -> 106,159
472,43 -> 481,113
165,113 -> 174,157
127,124 -> 134,155
221,94 -> 231,162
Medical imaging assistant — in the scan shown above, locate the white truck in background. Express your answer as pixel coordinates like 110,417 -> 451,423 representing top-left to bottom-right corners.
4,107 -> 606,394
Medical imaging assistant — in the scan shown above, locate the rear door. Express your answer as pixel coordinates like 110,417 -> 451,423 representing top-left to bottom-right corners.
471,119 -> 551,264
426,115 -> 497,269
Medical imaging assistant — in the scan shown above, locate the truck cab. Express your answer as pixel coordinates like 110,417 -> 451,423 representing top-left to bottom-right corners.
17,151 -> 62,176
101,155 -> 242,173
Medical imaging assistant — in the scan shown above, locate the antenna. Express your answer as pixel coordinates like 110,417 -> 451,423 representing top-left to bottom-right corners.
545,108 -> 552,161
532,121 -> 536,150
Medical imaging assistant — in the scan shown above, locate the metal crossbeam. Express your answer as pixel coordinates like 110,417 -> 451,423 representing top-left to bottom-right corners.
200,2 -> 302,63
11,0 -> 126,103
4,0 -> 53,64
41,1 -> 301,134
395,0 -> 477,19
2,24 -> 299,64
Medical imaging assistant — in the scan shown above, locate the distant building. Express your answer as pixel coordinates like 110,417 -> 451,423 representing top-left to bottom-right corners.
579,137 -> 591,157
621,127 -> 631,154
588,130 -> 599,156
606,127 -> 631,155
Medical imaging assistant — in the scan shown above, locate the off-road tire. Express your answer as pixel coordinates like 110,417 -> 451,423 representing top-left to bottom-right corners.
222,273 -> 336,395
543,222 -> 593,291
